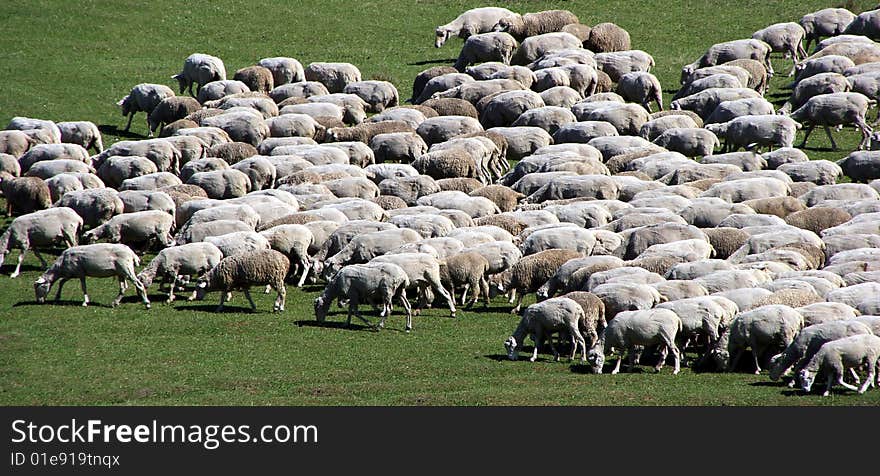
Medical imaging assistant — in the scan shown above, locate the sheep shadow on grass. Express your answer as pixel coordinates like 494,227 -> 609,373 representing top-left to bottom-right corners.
408,58 -> 458,66
98,124 -> 147,140
295,320 -> 375,332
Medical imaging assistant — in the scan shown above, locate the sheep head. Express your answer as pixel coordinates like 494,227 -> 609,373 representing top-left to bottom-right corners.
171,74 -> 188,94
33,276 -> 51,303
194,279 -> 209,301
314,296 -> 329,322
434,28 -> 451,48
798,368 -> 817,394
503,336 -> 519,360
586,345 -> 605,373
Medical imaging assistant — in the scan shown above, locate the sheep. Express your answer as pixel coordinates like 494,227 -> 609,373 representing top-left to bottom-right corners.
489,249 -> 582,313
479,90 -> 546,129
434,7 -> 518,47
800,8 -> 857,51
581,103 -> 651,136
0,207 -> 82,278
378,175 -> 439,206
511,32 -> 583,66
412,150 -> 481,183
190,249 -> 288,312
469,185 -> 523,213
118,171 -> 182,192
794,55 -> 857,85
93,139 -> 182,174
487,126 -> 552,161
780,72 -> 852,113
705,115 -> 802,153
421,98 -> 479,119
492,10 -> 578,41
459,240 -> 522,276
117,83 -> 176,132
652,128 -> 719,157
532,65 -> 598,98
320,227 -> 422,278
0,131 -> 34,159
302,62 -> 361,94
578,22 -> 629,53
257,57 -> 304,86
33,243 -> 150,308
511,106 -> 577,136
133,242 -> 222,304
453,32 -> 518,71
752,22 -> 807,69
0,176 -> 51,216
587,308 -> 682,374
713,304 -> 803,373
594,50 -> 655,83
681,39 -> 774,81
314,261 -> 412,330
172,53 -> 226,96
768,319 -> 874,386
57,121 -> 103,154
837,150 -> 880,182
671,88 -> 762,119
657,296 -> 737,359
82,209 -> 174,251
440,251 -> 489,308
787,92 -> 874,149
370,132 -> 428,164
147,96 -> 201,137
704,97 -> 776,126
783,207 -> 852,235
615,72 -> 663,112
185,169 -> 251,200
799,334 -> 880,395
324,121 -> 414,145
505,297 -> 588,363
370,252 -> 456,316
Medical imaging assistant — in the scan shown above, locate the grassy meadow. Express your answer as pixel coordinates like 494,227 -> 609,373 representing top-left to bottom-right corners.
1,0 -> 880,406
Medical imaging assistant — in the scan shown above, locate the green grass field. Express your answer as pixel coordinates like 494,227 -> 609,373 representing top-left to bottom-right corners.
2,0 -> 880,406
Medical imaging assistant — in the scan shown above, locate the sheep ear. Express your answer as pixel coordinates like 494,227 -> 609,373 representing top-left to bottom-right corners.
197,281 -> 207,288
35,277 -> 46,284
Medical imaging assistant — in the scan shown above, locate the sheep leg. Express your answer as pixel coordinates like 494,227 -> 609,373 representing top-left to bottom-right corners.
166,275 -> 179,304
216,289 -> 228,312
263,284 -> 271,294
121,264 -> 150,309
854,116 -> 873,150
511,292 -> 524,314
507,288 -> 517,304
798,124 -> 815,148
124,112 -> 134,132
399,287 -> 413,331
729,348 -> 744,372
243,288 -> 257,311
530,329 -> 543,362
54,278 -> 68,302
296,260 -> 312,287
274,280 -> 286,312
859,362 -> 875,394
669,342 -> 681,375
80,278 -> 90,307
822,372 -> 835,397
432,281 -> 456,317
480,277 -> 490,308
837,370 -> 860,393
611,351 -> 623,374
10,249 -> 26,278
460,283 -> 470,305
848,368 -> 861,386
751,342 -> 766,374
822,125 -> 838,150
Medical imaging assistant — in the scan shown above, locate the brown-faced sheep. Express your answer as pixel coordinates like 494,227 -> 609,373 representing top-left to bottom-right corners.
194,249 -> 289,312
701,227 -> 750,259
325,121 -> 415,144
421,98 -> 479,118
439,252 -> 491,308
469,185 -> 524,212
784,207 -> 853,234
489,248 -> 584,313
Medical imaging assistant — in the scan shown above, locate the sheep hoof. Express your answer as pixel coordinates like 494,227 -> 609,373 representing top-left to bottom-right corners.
10,272 -> 19,278
145,303 -> 151,310
822,391 -> 830,397
754,369 -> 762,375
529,356 -> 537,362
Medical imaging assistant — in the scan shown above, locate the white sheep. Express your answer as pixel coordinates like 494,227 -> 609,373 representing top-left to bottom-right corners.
259,224 -> 315,287
454,32 -> 518,71
137,242 -> 223,303
314,262 -> 413,331
172,53 -> 227,96
504,296 -> 587,362
434,7 -> 518,47
33,243 -> 150,308
799,334 -> 880,396
82,210 -> 175,251
587,308 -> 683,374
0,207 -> 83,278
194,249 -> 289,312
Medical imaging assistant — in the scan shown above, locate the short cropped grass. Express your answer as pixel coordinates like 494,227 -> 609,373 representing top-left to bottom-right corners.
2,0 -> 880,406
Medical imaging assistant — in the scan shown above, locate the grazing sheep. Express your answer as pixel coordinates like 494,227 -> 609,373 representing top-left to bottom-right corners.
800,8 -> 857,51
786,92 -> 874,150
784,207 -> 852,234
57,121 -> 103,154
587,308 -> 682,375
314,262 -> 412,330
671,88 -> 762,119
187,169 -> 252,199
769,319 -> 874,386
780,72 -> 852,113
258,57 -> 305,86
434,7 -> 518,47
616,72 -> 663,112
511,32 -> 583,66
137,242 -> 223,303
580,22 -> 630,53
325,121 -> 414,144
193,249 -> 288,312
33,243 -> 150,308
837,150 -> 880,182
303,62 -> 362,94
799,334 -> 880,395
454,32 -> 518,71
492,9 -> 578,41
0,176 -> 51,216
233,66 -> 274,95
480,90 -> 546,128
118,190 -> 176,217
532,65 -> 598,97
594,50 -> 655,82
652,128 -> 719,157
489,249 -> 582,313
173,53 -> 227,96
147,96 -> 201,136
82,210 -> 175,251
435,251 -> 489,309
705,115 -> 802,152
705,97 -> 776,125
117,83 -> 176,132
0,207 -> 82,278
681,39 -> 774,81
716,304 -> 804,373
505,297 -> 588,363
752,22 -> 807,68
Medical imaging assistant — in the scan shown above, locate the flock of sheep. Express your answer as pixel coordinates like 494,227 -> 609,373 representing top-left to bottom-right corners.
4,5 -> 880,397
